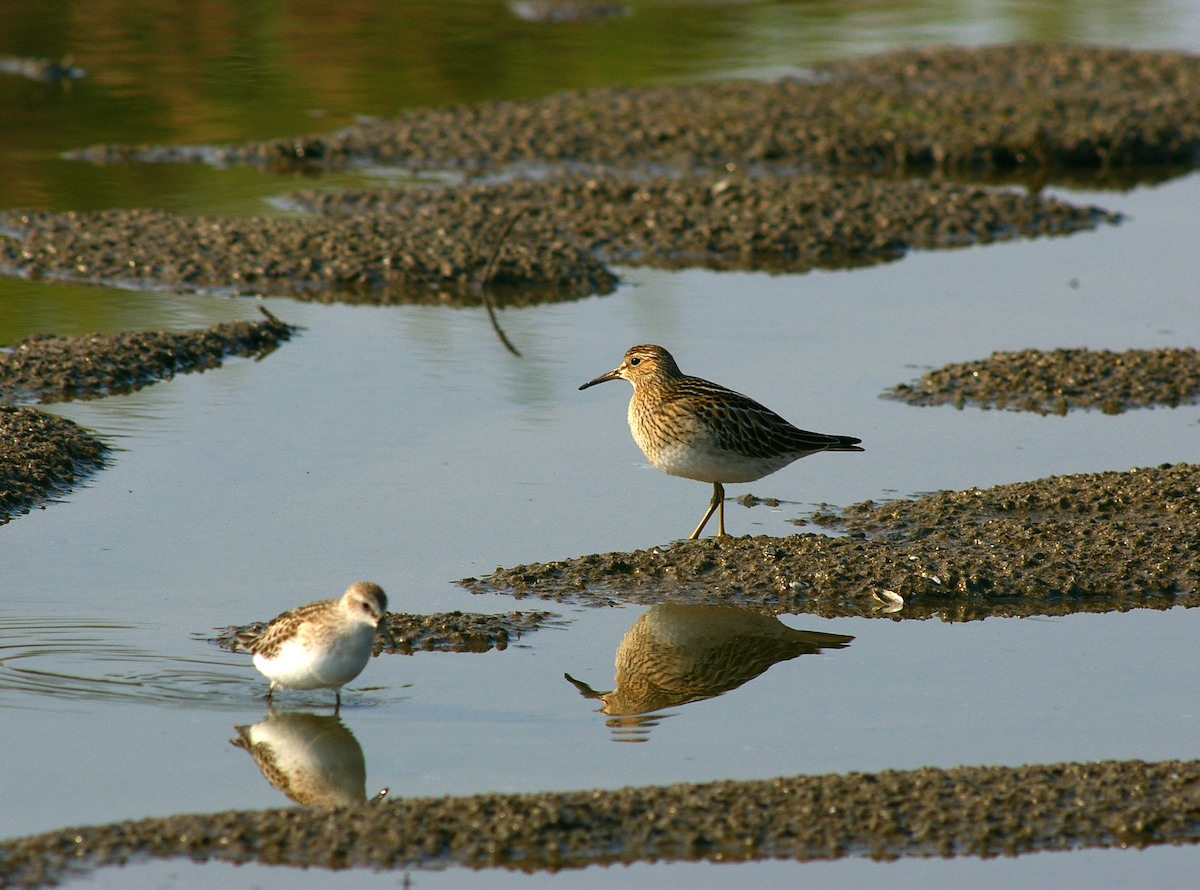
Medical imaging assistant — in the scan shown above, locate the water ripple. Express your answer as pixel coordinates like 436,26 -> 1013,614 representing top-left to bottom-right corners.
0,616 -> 391,711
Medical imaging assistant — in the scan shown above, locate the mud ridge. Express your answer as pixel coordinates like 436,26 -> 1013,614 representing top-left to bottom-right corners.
291,172 -> 1116,274
0,406 -> 106,526
0,311 -> 295,404
887,347 -> 1200,414
0,175 -> 1112,300
67,45 -> 1200,180
0,208 -> 615,306
2,757 -> 1198,887
462,463 -> 1200,621
211,611 -> 562,656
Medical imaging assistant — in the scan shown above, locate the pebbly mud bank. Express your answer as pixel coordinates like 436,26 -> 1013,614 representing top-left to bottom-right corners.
462,463 -> 1200,622
887,347 -> 1200,415
0,174 -> 1113,302
0,311 -> 295,404
2,757 -> 1198,887
211,611 -> 561,657
0,406 -> 106,526
0,209 -> 613,306
290,172 -> 1116,274
69,45 -> 1200,181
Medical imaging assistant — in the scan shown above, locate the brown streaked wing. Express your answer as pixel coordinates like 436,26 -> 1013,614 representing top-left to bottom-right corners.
247,599 -> 337,659
676,377 -> 852,460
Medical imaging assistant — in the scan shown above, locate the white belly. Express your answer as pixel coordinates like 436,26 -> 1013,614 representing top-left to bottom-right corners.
254,629 -> 374,690
649,439 -> 799,484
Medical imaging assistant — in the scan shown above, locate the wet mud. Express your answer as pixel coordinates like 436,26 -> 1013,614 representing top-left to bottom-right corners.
0,311 -> 295,404
887,347 -> 1200,415
211,611 -> 561,657
11,45 -> 1160,303
69,45 -> 1200,181
376,610 -> 560,654
0,175 -> 1111,302
462,463 -> 1200,622
0,406 -> 106,526
2,757 -> 1198,887
0,210 -> 613,306
291,172 -> 1116,275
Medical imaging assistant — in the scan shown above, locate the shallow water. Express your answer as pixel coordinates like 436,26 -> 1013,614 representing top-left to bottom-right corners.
3,2 -> 1200,887
52,844 -> 1200,890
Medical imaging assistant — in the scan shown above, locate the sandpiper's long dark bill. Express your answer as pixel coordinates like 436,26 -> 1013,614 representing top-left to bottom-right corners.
581,344 -> 863,539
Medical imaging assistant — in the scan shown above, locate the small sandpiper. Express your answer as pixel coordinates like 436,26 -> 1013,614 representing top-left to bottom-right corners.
231,582 -> 392,707
580,345 -> 863,539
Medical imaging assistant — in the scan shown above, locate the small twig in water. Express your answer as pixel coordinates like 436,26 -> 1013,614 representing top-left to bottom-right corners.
257,303 -> 285,325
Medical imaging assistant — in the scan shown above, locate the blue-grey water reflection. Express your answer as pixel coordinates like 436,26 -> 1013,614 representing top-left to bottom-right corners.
54,843 -> 1200,890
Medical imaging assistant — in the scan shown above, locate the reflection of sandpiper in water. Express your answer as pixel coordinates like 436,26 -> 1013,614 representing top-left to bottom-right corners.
232,709 -> 386,807
226,582 -> 394,707
566,604 -> 852,740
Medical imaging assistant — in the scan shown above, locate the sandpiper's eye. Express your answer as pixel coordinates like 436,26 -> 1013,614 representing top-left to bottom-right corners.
362,602 -> 371,612
629,357 -> 641,366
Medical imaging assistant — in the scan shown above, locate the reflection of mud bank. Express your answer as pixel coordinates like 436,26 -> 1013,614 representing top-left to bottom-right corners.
463,463 -> 1200,621
291,173 -> 1115,275
0,208 -> 614,305
0,312 -> 295,404
888,347 -> 1200,414
212,611 -> 560,656
4,757 -> 1199,886
70,45 -> 1200,179
0,406 -> 106,526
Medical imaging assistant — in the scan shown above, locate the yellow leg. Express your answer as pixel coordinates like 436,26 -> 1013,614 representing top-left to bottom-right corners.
718,488 -> 726,536
689,482 -> 725,540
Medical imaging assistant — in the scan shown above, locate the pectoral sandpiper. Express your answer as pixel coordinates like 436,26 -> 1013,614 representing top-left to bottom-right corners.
231,582 -> 392,707
580,345 -> 863,539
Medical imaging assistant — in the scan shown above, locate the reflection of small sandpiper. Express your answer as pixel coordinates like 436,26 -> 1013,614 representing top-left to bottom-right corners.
581,345 -> 863,539
229,582 -> 392,707
232,709 -> 377,807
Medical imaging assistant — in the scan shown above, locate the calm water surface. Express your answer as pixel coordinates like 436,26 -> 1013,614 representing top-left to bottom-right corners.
2,2 -> 1200,887
56,845 -> 1200,890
